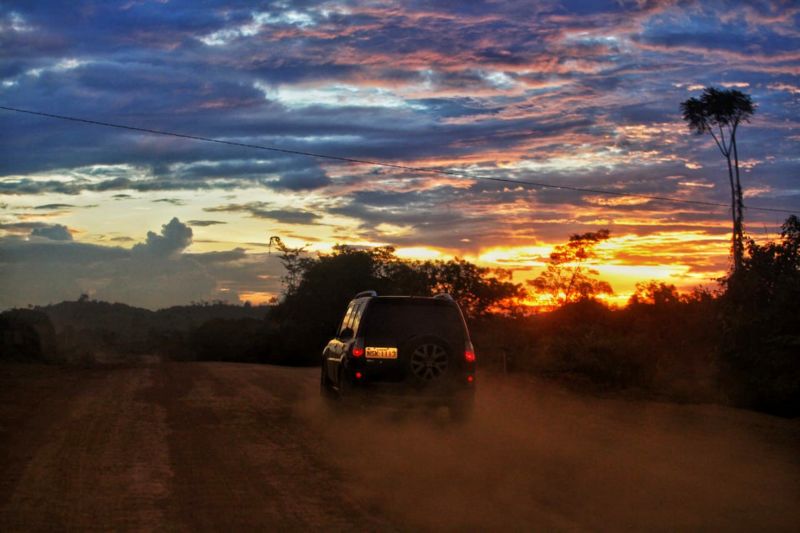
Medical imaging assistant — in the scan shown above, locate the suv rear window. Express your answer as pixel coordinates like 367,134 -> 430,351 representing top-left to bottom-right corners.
360,299 -> 465,343
338,300 -> 365,336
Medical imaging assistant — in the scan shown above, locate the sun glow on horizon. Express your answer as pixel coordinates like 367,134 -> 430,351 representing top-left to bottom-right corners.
238,291 -> 276,305
394,246 -> 444,260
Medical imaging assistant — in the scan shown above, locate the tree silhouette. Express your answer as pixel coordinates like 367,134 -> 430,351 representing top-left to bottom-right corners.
418,257 -> 526,317
681,87 -> 755,271
528,229 -> 613,308
628,281 -> 682,306
720,215 -> 800,414
268,236 -> 308,297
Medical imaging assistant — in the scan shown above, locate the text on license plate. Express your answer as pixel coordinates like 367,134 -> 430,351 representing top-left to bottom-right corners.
365,346 -> 398,359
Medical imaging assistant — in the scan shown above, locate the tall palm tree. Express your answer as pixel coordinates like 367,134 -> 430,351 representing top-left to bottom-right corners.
681,87 -> 755,271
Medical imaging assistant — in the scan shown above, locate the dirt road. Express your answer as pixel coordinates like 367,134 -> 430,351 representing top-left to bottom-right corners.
1,362 -> 798,531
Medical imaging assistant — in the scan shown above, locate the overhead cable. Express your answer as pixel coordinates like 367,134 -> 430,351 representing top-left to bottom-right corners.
1,105 -> 795,215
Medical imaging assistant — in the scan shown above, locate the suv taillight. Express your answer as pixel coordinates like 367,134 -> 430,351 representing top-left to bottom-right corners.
351,337 -> 365,358
465,340 -> 476,363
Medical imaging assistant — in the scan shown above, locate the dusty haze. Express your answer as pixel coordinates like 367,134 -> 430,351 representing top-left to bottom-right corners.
303,371 -> 799,530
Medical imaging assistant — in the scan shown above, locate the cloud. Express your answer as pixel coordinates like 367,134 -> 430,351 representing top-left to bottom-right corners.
268,168 -> 333,191
187,219 -> 227,227
1,221 -> 52,234
0,237 -> 128,264
31,224 -> 73,241
189,247 -> 248,264
250,208 -> 321,224
34,203 -> 76,210
152,198 -> 186,205
132,217 -> 193,257
205,202 -> 321,224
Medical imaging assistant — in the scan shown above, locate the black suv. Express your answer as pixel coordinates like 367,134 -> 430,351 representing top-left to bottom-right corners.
320,291 -> 476,420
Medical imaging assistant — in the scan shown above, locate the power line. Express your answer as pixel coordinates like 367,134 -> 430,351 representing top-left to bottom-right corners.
1,105 -> 796,215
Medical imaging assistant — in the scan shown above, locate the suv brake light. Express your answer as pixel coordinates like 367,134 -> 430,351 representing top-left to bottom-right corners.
465,340 -> 476,363
351,337 -> 365,357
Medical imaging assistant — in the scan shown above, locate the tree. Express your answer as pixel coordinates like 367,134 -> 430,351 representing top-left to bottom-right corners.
720,215 -> 800,415
268,236 -> 308,296
418,258 -> 527,318
628,281 -> 681,306
528,229 -> 613,308
681,87 -> 755,271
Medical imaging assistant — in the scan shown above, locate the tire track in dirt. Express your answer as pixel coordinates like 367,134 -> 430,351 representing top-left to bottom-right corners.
0,366 -> 172,531
148,362 -> 395,531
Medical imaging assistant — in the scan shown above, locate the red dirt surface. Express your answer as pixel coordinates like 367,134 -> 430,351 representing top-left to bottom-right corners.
1,362 -> 798,531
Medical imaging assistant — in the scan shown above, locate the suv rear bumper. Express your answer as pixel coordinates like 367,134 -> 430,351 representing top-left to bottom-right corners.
343,372 -> 475,404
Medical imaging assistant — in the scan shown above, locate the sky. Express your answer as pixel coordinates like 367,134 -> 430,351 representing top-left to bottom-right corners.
1,0 -> 799,309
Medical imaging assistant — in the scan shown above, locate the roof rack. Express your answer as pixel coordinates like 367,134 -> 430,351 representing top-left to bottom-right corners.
353,290 -> 377,299
433,293 -> 454,301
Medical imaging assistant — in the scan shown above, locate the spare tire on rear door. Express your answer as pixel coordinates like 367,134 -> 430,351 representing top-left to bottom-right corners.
405,336 -> 451,385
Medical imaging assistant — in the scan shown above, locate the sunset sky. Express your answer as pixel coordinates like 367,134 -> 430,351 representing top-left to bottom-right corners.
1,0 -> 799,309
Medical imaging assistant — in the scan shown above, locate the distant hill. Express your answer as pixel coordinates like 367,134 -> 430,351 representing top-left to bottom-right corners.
42,300 -> 270,334
1,300 -> 273,364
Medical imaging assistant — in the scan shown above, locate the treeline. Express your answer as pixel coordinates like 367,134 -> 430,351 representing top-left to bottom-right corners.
472,292 -> 720,402
0,300 -> 276,365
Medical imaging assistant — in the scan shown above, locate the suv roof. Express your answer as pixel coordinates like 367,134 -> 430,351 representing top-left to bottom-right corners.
352,291 -> 455,302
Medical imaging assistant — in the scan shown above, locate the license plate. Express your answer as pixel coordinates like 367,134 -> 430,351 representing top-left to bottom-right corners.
365,346 -> 398,359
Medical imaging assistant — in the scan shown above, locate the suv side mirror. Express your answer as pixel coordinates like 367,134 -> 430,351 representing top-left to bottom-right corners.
339,327 -> 354,340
